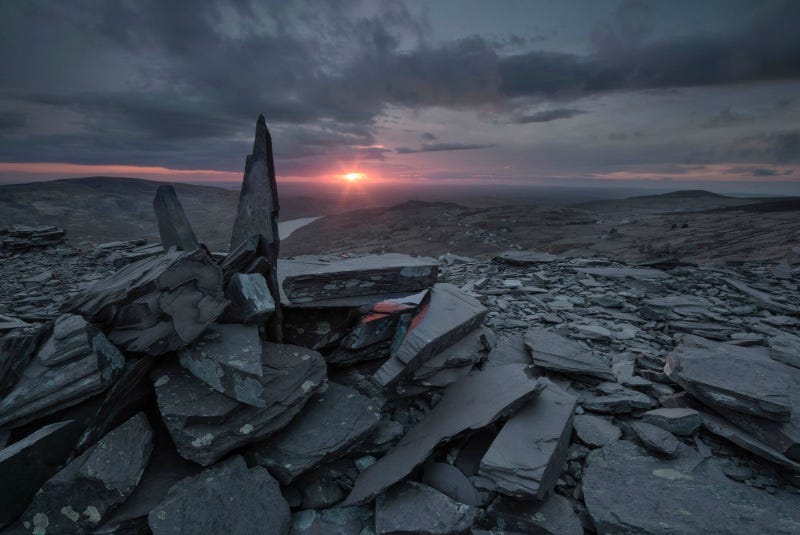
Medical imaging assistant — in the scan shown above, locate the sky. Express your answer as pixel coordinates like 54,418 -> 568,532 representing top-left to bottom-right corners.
1,0 -> 799,193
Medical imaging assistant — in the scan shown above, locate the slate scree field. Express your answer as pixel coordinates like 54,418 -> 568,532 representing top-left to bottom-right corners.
1,115 -> 800,535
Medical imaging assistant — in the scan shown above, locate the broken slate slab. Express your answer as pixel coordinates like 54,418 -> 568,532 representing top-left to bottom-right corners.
582,383 -> 656,414
149,456 -> 290,535
374,283 -> 486,387
485,494 -> 583,535
725,278 -> 797,315
220,273 -> 275,324
0,323 -> 47,397
375,482 -> 477,535
65,248 -> 227,356
768,332 -> 800,369
421,462 -> 481,507
153,343 -> 327,466
153,185 -> 200,251
280,254 -> 438,304
573,414 -> 621,447
641,408 -> 701,436
290,506 -> 374,535
575,266 -> 670,280
0,314 -> 125,428
483,334 -> 530,368
411,327 -> 494,386
345,364 -> 545,505
493,251 -> 561,265
177,323 -> 265,407
583,440 -> 800,534
630,421 -> 680,457
248,382 -> 380,484
341,290 -> 428,351
665,339 -> 792,422
0,420 -> 80,529
15,413 -> 153,534
474,380 -> 577,499
523,328 -> 614,382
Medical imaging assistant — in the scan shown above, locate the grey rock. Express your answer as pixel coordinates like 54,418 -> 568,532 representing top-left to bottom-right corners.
375,482 -> 476,535
374,283 -> 486,387
148,456 -> 290,535
15,413 -> 153,534
583,440 -> 800,534
422,463 -> 481,507
0,324 -> 47,397
0,420 -> 80,529
280,253 -> 438,304
631,421 -> 680,457
177,323 -> 266,407
641,408 -> 702,436
153,185 -> 199,251
300,477 -> 344,509
493,251 -> 561,265
582,384 -> 656,414
0,314 -> 125,428
483,334 -> 530,368
485,493 -> 583,535
768,332 -> 800,369
725,278 -> 797,315
220,273 -> 275,324
474,380 -> 577,499
249,382 -> 380,484
575,266 -> 670,280
411,327 -> 494,387
153,342 -> 327,466
65,248 -> 227,356
290,506 -> 374,535
523,328 -> 614,382
665,338 -> 792,422
345,364 -> 545,505
573,414 -> 621,447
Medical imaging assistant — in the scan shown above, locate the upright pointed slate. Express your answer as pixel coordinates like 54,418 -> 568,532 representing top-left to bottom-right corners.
229,114 -> 282,339
153,185 -> 199,251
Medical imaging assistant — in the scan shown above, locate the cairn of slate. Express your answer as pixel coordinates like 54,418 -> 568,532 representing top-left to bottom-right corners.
1,116 -> 800,535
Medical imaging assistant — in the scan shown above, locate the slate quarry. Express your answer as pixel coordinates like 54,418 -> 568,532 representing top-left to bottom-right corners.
1,117 -> 799,534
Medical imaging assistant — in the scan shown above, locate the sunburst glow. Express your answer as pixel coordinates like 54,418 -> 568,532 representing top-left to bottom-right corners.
343,172 -> 365,182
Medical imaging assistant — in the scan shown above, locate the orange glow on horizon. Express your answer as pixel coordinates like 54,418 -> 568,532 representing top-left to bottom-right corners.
343,172 -> 366,182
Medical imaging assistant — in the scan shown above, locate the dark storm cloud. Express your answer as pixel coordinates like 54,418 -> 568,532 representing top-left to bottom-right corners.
727,130 -> 800,164
722,166 -> 794,177
513,108 -> 586,124
421,132 -> 437,141
703,108 -> 747,128
395,143 -> 495,154
1,0 -> 799,174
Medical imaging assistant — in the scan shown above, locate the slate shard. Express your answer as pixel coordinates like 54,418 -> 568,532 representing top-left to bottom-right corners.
641,407 -> 702,436
65,248 -> 227,356
374,283 -> 487,387
153,343 -> 327,466
341,290 -> 428,351
153,185 -> 199,251
665,338 -> 792,422
523,328 -> 614,381
177,323 -> 266,407
15,413 -> 153,534
249,382 -> 380,484
148,456 -> 290,535
220,272 -> 275,324
375,482 -> 477,535
630,421 -> 680,457
0,420 -> 80,529
572,414 -> 621,447
345,364 -> 544,505
0,323 -> 47,397
583,440 -> 800,534
0,314 -> 125,428
485,494 -> 583,535
280,254 -> 438,304
290,506 -> 374,535
474,380 -> 578,499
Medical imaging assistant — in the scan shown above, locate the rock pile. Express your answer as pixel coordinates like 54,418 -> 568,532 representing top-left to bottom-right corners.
0,226 -> 65,254
1,117 -> 799,534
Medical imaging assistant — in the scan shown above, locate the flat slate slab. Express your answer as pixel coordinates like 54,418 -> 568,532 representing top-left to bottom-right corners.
631,421 -> 680,457
344,364 -> 545,505
411,327 -> 494,387
178,323 -> 266,407
280,254 -> 438,304
375,482 -> 477,535
486,494 -> 583,535
523,328 -> 614,381
0,314 -> 125,428
474,380 -> 578,499
249,382 -> 380,484
421,462 -> 481,507
374,283 -> 487,387
665,339 -> 793,422
15,413 -> 153,534
153,343 -> 327,466
583,440 -> 800,534
65,248 -> 227,356
572,414 -> 621,447
575,266 -> 670,280
641,408 -> 701,436
148,456 -> 290,535
494,251 -> 561,265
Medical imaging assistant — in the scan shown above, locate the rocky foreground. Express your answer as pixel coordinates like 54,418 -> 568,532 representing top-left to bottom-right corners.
1,231 -> 800,534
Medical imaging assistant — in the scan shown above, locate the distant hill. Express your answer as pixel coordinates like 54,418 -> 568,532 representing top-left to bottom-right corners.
0,176 -> 330,251
573,188 -> 758,213
634,189 -> 726,199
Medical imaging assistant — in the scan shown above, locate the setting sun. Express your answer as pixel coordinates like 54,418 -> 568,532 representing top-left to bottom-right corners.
343,172 -> 365,182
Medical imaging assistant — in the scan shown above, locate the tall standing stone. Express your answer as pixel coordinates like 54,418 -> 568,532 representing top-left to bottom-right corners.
230,114 -> 282,339
153,185 -> 199,251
